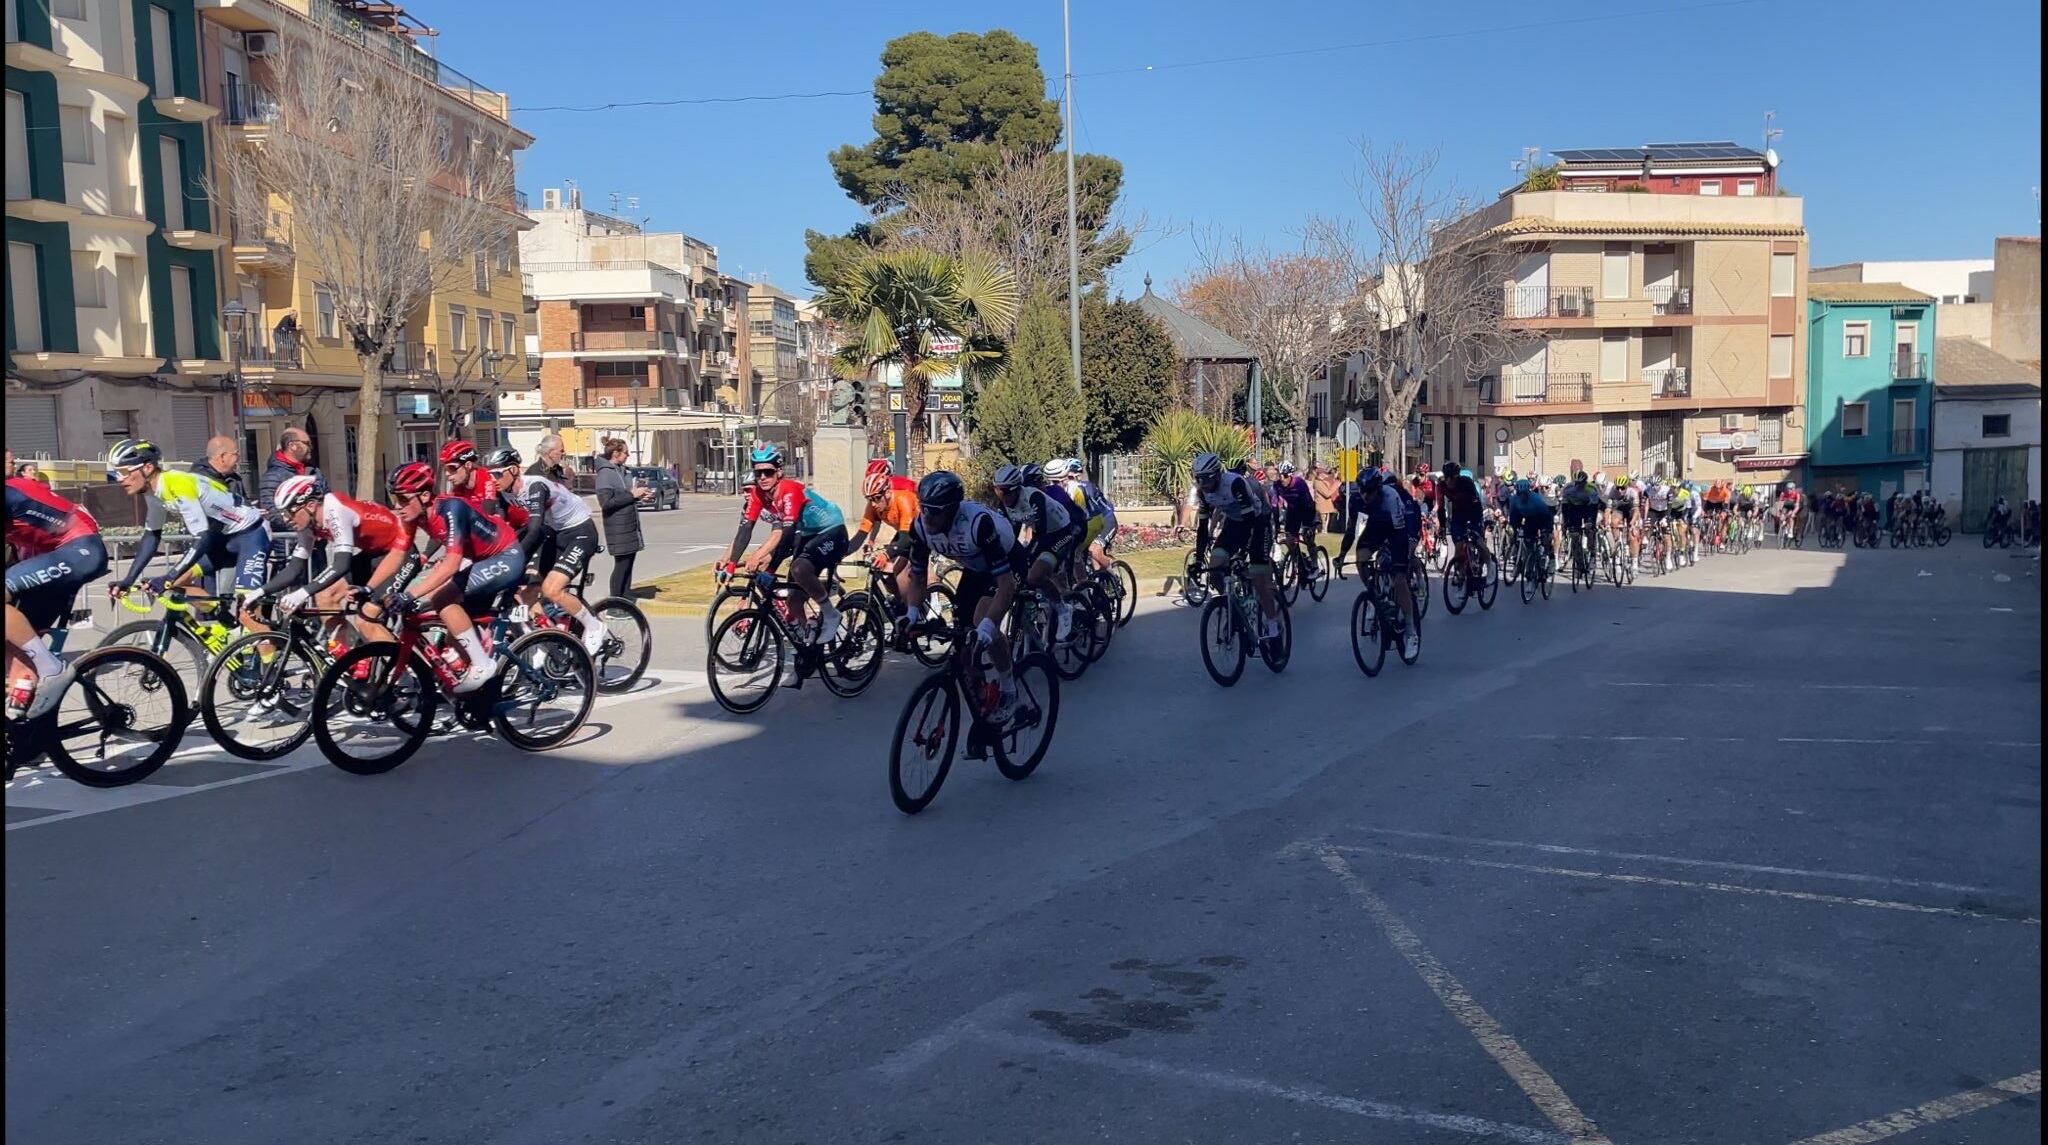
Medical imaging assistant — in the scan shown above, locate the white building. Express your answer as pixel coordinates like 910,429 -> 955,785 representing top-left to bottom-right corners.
1929,337 -> 2040,526
1809,259 -> 1993,305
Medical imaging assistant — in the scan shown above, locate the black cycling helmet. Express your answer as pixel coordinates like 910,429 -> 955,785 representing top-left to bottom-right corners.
992,464 -> 1027,490
483,446 -> 522,470
1192,452 -> 1223,482
1018,462 -> 1044,487
1357,468 -> 1386,494
917,469 -> 965,513
1441,461 -> 1461,479
1573,470 -> 1589,483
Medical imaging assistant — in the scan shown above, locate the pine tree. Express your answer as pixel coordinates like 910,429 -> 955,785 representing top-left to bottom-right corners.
970,294 -> 1084,469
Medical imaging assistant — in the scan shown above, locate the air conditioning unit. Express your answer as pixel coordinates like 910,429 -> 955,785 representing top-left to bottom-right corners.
1721,414 -> 1741,431
244,31 -> 280,57
1555,292 -> 1584,317
596,396 -> 615,408
541,188 -> 561,210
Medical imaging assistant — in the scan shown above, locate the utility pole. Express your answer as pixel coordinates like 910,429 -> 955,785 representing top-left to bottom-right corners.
1061,0 -> 1085,468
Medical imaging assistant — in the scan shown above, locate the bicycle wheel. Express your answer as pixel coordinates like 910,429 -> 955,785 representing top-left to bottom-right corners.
707,608 -> 783,714
911,584 -> 958,668
42,647 -> 190,787
819,594 -> 885,698
1521,549 -> 1538,604
1933,524 -> 1952,547
704,584 -> 749,643
312,642 -> 437,774
1476,553 -> 1500,610
890,671 -> 959,814
1076,584 -> 1116,665
490,630 -> 595,750
1111,561 -> 1138,626
1276,551 -> 1302,607
1443,558 -> 1469,614
1259,599 -> 1292,674
584,596 -> 652,693
1048,598 -> 1091,682
1307,547 -> 1331,603
1410,561 -> 1431,621
994,652 -> 1059,780
1350,592 -> 1385,677
99,620 -> 212,691
200,630 -> 319,761
1539,559 -> 1553,600
1197,597 -> 1246,687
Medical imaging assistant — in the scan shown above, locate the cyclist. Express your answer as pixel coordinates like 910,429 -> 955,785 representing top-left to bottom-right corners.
993,462 -> 1083,640
1191,452 -> 1282,641
1269,461 -> 1319,575
1703,479 -> 1731,542
1560,471 -> 1602,573
1507,477 -> 1556,577
722,443 -> 849,644
895,470 -> 1023,725
483,447 -> 611,657
384,447 -> 528,694
1854,491 -> 1881,543
1606,472 -> 1641,569
107,438 -> 271,636
1411,464 -> 1438,517
1047,458 -> 1120,574
1734,483 -> 1759,531
1776,481 -> 1803,537
1677,481 -> 1703,555
5,464 -> 108,719
847,458 -> 920,610
1437,461 -> 1493,578
260,473 -> 418,649
1356,467 -> 1419,656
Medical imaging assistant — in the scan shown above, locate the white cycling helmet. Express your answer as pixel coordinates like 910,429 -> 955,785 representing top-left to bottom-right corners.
1043,458 -> 1075,480
273,474 -> 323,514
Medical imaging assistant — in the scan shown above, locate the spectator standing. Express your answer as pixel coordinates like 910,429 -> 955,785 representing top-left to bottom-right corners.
527,433 -> 569,481
193,436 -> 248,503
257,425 -> 324,558
1309,465 -> 1341,534
594,436 -> 650,598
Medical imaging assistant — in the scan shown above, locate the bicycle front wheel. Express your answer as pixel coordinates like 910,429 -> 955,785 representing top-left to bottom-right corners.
911,584 -> 958,668
588,596 -> 652,693
43,647 -> 190,787
1443,558 -> 1469,614
1410,561 -> 1431,621
1197,597 -> 1246,687
1476,553 -> 1500,610
820,594 -> 885,698
707,608 -> 783,714
98,620 -> 212,691
1111,561 -> 1138,626
994,653 -> 1059,780
1350,592 -> 1385,677
890,671 -> 959,814
311,642 -> 437,775
1307,547 -> 1331,602
200,630 -> 319,761
494,630 -> 595,750
1521,555 -> 1538,603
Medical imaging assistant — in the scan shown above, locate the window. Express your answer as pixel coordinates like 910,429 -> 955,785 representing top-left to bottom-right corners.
100,410 -> 135,452
1769,334 -> 1794,379
1737,180 -> 1758,197
59,105 -> 91,164
1697,181 -> 1723,196
1601,331 -> 1628,382
169,266 -> 196,359
5,92 -> 27,201
1843,321 -> 1869,358
472,248 -> 489,293
449,305 -> 468,351
1771,253 -> 1795,298
314,286 -> 337,338
149,6 -> 176,94
158,136 -> 185,229
71,251 -> 104,308
501,315 -> 517,354
1983,414 -> 2012,438
496,237 -> 512,273
478,309 -> 494,352
54,0 -> 87,18
1600,243 -> 1629,300
8,242 -> 42,352
1841,402 -> 1868,437
1758,415 -> 1783,453
1601,420 -> 1627,468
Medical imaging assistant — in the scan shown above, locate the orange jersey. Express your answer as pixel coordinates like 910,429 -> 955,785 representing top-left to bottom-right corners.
860,484 -> 919,535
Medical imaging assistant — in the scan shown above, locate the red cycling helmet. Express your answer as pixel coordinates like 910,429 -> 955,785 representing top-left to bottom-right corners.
387,460 -> 435,497
863,472 -> 892,499
865,457 -> 893,479
439,439 -> 479,467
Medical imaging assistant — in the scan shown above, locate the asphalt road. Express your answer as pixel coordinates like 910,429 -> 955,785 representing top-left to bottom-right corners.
6,542 -> 2040,1144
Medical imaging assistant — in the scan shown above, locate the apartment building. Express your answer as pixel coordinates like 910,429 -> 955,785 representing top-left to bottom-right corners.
1420,141 -> 1809,486
194,0 -> 532,491
1804,283 -> 1936,496
7,0 -> 234,468
747,280 -> 802,412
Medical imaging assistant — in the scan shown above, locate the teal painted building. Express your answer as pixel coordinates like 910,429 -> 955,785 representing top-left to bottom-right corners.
1803,282 -> 1936,496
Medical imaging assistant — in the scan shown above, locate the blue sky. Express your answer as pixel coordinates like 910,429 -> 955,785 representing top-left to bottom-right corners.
435,0 -> 2041,299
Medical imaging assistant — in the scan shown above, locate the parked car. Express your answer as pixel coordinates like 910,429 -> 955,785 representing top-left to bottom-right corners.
628,466 -> 682,511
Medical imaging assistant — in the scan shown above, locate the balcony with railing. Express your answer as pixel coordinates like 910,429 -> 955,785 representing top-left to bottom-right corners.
513,189 -> 530,213
382,342 -> 437,378
1646,283 -> 1693,316
1891,352 -> 1927,381
572,386 -> 683,410
568,329 -> 678,354
1502,284 -> 1594,320
220,81 -> 279,131
237,333 -> 302,370
1644,367 -> 1691,398
1496,369 -> 1592,405
231,219 -> 293,273
1890,426 -> 1928,456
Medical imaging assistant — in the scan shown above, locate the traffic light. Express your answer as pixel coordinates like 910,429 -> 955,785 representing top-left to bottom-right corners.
849,377 -> 867,426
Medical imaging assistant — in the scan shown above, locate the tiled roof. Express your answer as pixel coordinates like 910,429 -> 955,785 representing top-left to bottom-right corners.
1488,217 -> 1805,239
1136,277 -> 1255,362
1808,282 -> 1936,304
1933,336 -> 2040,393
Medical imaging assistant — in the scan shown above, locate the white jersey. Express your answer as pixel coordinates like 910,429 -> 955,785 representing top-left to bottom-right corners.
910,501 -> 1017,575
1646,484 -> 1672,511
1197,471 -> 1269,522
507,474 -> 593,531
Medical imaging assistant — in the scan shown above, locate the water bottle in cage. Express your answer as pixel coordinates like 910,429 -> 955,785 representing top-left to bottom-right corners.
437,642 -> 466,676
976,642 -> 1000,715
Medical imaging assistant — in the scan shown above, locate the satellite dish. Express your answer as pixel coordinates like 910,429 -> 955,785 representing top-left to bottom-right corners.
1764,148 -> 1780,169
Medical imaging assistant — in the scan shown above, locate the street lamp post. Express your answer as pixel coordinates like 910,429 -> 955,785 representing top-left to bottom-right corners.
221,300 -> 249,488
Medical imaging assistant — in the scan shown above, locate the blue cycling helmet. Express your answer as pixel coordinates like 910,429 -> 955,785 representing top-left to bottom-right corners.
1514,478 -> 1533,493
1356,468 -> 1385,494
993,464 -> 1027,490
749,443 -> 784,467
1191,452 -> 1223,482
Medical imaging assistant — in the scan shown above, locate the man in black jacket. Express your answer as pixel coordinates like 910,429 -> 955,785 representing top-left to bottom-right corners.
192,436 -> 249,502
526,433 -> 569,481
257,426 -> 325,563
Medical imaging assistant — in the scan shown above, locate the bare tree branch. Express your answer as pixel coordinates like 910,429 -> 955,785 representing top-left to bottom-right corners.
208,16 -> 521,495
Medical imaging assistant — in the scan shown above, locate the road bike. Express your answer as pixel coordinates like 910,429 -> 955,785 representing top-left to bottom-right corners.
1006,578 -> 1112,682
1072,540 -> 1139,628
1272,533 -> 1331,605
839,558 -> 956,668
1441,527 -> 1499,614
509,565 -> 651,693
1514,531 -> 1553,603
309,597 -> 595,774
198,602 -> 358,761
1195,549 -> 1291,687
101,586 -> 246,690
1776,508 -> 1802,550
887,617 -> 1058,815
1564,523 -> 1599,593
5,606 -> 189,787
1357,545 -> 1427,624
1983,513 -> 2020,548
706,570 -> 884,713
1349,546 -> 1419,678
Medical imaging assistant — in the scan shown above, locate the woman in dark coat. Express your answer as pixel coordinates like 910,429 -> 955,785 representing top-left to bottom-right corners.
593,437 -> 650,597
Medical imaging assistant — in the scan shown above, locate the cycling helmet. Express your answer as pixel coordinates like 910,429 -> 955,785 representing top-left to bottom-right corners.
1192,452 -> 1223,482
1785,481 -> 1798,492
992,464 -> 1027,490
865,457 -> 893,480
916,469 -> 964,513
1019,462 -> 1045,487
862,469 -> 892,499
1573,470 -> 1589,484
273,474 -> 323,514
1277,461 -> 1296,477
749,443 -> 784,468
1515,478 -> 1533,493
482,446 -> 522,471
1356,468 -> 1385,493
1441,461 -> 1461,479
387,460 -> 435,496
107,438 -> 162,470
439,439 -> 479,467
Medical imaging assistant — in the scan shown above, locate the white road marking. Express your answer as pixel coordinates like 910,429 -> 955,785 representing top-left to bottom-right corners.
1335,828 -> 1991,894
1785,1069 -> 2041,1144
1314,847 -> 1613,1144
1335,847 -> 2038,925
1515,733 -> 2039,750
1606,682 -> 1931,692
963,1025 -> 1567,1144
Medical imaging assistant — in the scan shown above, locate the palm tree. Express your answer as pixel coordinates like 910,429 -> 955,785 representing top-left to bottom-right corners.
821,249 -> 1019,474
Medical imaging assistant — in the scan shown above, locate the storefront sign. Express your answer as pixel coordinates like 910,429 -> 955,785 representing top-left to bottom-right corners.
1734,454 -> 1805,472
1699,432 -> 1759,453
243,391 -> 295,417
